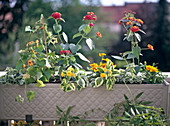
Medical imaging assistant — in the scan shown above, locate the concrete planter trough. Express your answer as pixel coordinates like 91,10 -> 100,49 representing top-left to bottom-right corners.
0,82 -> 169,121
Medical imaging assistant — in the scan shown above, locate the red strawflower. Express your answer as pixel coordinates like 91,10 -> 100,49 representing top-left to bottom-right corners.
123,11 -> 127,14
60,50 -> 71,55
89,23 -> 94,27
131,26 -> 139,32
92,15 -> 97,21
84,15 -> 93,20
65,50 -> 71,55
51,12 -> 61,19
60,50 -> 66,55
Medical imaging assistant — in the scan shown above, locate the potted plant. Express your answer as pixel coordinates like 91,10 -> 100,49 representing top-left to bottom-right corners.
0,11 -> 169,121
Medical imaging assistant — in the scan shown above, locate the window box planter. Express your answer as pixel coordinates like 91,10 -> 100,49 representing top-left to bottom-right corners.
0,82 -> 169,121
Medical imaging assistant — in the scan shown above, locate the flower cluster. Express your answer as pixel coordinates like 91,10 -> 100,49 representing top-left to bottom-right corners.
11,120 -> 41,126
88,53 -> 119,90
60,50 -> 71,55
51,12 -> 61,20
83,12 -> 97,21
146,65 -> 158,73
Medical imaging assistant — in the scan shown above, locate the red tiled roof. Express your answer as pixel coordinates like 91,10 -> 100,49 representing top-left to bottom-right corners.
98,2 -> 157,23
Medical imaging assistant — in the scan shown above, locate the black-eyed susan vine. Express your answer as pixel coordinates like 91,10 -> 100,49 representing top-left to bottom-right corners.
87,53 -> 119,90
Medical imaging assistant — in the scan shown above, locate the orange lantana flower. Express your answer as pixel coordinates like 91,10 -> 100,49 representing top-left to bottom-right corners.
147,44 -> 154,50
96,32 -> 102,38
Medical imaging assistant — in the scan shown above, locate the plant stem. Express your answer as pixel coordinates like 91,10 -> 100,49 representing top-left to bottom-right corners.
41,15 -> 48,57
55,20 -> 63,43
123,23 -> 128,31
77,36 -> 83,45
124,82 -> 136,106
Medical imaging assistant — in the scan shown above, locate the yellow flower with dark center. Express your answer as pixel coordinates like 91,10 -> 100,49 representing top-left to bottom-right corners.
99,53 -> 106,57
101,63 -> 106,68
61,72 -> 65,77
94,68 -> 98,72
90,63 -> 98,68
67,71 -> 72,77
100,73 -> 106,78
28,60 -> 33,67
146,65 -> 158,73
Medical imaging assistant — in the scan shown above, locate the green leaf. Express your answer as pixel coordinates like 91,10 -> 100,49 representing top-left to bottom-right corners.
66,105 -> 75,117
53,24 -> 62,33
56,105 -> 63,112
126,53 -> 136,59
27,91 -> 36,102
37,59 -> 46,67
76,53 -> 90,63
35,79 -> 46,87
131,107 -> 136,116
95,77 -> 103,87
28,67 -> 37,76
62,32 -> 68,42
78,24 -> 87,32
44,69 -> 52,80
132,46 -> 141,60
127,29 -> 132,40
106,79 -> 114,90
111,55 -> 124,60
97,67 -> 104,73
36,72 -> 43,80
25,26 -> 32,32
141,101 -> 152,105
125,111 -> 131,117
70,56 -> 76,62
139,29 -> 146,34
86,38 -> 95,50
56,110 -> 62,117
68,83 -> 75,91
134,66 -> 141,74
77,78 -> 85,88
83,25 -> 91,34
15,96 -> 18,102
60,43 -> 69,50
16,59 -> 23,70
73,32 -> 82,39
135,33 -> 141,42
69,44 -> 79,54
124,94 -> 130,104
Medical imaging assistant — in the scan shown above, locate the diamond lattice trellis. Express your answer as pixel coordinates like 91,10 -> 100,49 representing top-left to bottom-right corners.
0,84 -> 169,120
